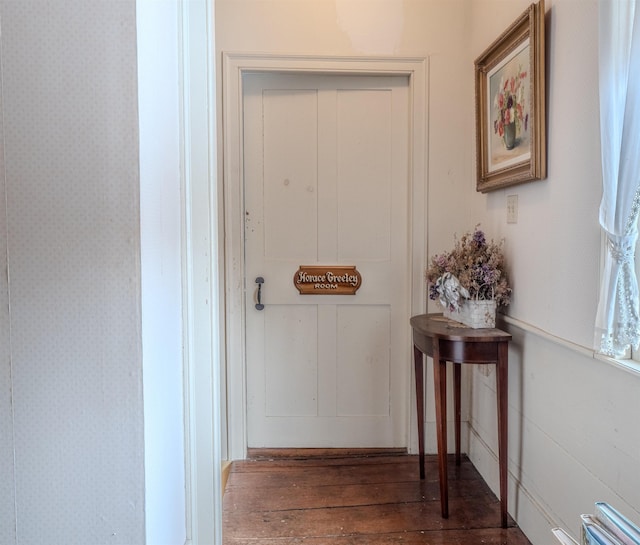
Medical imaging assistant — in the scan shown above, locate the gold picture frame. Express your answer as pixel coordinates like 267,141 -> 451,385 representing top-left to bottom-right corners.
475,1 -> 546,193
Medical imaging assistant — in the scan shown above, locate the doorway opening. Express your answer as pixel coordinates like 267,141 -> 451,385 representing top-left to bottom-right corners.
222,54 -> 428,460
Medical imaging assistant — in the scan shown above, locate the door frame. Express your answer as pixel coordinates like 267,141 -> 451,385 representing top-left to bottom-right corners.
222,53 -> 429,460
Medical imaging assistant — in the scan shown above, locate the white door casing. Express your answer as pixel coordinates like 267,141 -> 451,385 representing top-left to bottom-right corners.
224,55 -> 426,458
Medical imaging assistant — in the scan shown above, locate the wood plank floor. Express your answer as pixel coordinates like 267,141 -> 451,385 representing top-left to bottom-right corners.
223,450 -> 533,545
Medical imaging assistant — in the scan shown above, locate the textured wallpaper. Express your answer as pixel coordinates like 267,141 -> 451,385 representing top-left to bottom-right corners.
0,45 -> 17,543
0,1 -> 144,543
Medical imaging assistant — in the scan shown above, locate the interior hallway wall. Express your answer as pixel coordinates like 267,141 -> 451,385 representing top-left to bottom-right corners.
0,1 -> 145,543
464,2 -> 640,545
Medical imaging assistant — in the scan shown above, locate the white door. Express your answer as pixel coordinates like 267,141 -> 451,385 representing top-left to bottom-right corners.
244,73 -> 410,448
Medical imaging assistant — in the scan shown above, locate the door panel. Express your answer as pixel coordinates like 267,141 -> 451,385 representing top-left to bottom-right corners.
263,89 -> 318,261
337,89 -> 392,261
244,73 -> 409,448
264,305 -> 318,417
336,305 -> 390,417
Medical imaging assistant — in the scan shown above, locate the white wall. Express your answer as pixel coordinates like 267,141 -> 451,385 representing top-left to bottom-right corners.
217,2 -> 640,545
138,1 -> 187,544
465,2 -> 640,545
0,1 -> 145,543
468,0 -> 601,347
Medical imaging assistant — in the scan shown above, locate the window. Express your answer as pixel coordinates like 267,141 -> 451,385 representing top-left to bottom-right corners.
594,0 -> 640,358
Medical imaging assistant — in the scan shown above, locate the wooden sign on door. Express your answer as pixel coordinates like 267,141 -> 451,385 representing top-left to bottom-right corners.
294,265 -> 362,295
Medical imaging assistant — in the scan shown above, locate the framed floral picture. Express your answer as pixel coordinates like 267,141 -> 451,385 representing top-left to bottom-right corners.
474,1 -> 546,193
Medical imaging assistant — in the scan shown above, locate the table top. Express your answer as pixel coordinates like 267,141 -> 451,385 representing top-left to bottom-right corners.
410,313 -> 512,343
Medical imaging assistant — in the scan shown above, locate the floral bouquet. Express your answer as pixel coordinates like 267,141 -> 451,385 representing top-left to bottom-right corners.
494,68 -> 528,145
426,226 -> 511,312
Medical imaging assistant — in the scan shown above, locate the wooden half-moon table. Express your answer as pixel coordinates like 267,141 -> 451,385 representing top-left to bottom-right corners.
410,313 -> 512,528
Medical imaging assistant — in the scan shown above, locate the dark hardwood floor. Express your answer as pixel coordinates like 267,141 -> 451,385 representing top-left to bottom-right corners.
223,449 -> 533,544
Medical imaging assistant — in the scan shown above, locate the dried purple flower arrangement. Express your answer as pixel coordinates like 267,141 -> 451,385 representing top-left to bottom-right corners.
426,226 -> 511,311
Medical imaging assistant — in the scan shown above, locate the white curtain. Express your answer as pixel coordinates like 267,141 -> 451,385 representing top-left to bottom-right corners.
595,0 -> 640,356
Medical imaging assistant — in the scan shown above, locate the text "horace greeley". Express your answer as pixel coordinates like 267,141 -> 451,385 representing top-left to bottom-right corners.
296,271 -> 360,287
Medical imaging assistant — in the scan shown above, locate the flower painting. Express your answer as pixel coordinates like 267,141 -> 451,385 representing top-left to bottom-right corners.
488,39 -> 531,171
474,0 -> 546,192
493,65 -> 527,148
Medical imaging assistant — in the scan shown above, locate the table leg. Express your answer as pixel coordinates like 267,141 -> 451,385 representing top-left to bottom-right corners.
414,344 -> 425,480
497,341 -> 508,528
454,363 -> 461,466
433,342 -> 448,519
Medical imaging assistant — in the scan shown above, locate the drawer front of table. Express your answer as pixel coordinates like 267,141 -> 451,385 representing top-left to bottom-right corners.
413,331 -> 507,364
438,339 -> 500,363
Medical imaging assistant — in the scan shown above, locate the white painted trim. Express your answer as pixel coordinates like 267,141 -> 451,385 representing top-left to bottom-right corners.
182,1 -> 222,544
222,53 -> 428,460
501,314 -> 640,378
138,0 -> 188,542
500,314 -> 593,358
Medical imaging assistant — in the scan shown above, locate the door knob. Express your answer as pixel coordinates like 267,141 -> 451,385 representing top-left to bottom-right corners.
255,277 -> 264,310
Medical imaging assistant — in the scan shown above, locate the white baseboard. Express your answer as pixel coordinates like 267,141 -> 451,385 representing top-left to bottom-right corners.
467,425 -> 558,545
